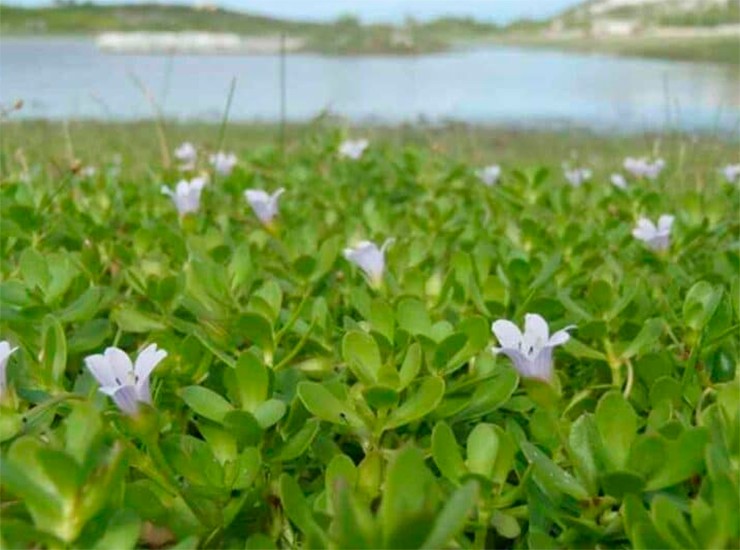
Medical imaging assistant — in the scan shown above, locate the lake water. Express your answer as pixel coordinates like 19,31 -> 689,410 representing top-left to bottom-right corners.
1,37 -> 738,132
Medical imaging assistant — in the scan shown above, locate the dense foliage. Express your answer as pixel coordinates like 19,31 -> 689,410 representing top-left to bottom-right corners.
0,130 -> 738,549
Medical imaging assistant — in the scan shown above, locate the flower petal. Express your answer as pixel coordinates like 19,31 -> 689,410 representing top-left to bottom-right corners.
528,347 -> 555,381
134,343 -> 167,385
493,346 -> 532,378
524,313 -> 549,343
103,347 -> 134,385
491,319 -> 523,349
657,214 -> 674,233
548,326 -> 575,347
0,341 -> 17,366
632,218 -> 657,240
108,385 -> 140,415
85,353 -> 119,388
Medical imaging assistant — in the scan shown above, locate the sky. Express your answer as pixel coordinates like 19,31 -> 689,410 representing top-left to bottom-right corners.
10,0 -> 583,24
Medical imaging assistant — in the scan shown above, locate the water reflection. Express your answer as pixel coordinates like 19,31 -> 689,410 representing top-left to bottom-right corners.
1,37 -> 738,132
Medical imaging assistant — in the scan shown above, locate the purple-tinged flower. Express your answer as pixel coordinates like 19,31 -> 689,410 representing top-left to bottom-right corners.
720,163 -> 740,184
624,157 -> 665,180
476,165 -> 501,186
209,151 -> 237,176
174,142 -> 197,171
0,341 -> 18,398
85,344 -> 167,415
610,173 -> 627,190
632,215 -> 674,251
563,165 -> 592,187
339,139 -> 369,160
491,314 -> 574,382
344,239 -> 394,287
245,188 -> 285,226
161,176 -> 207,216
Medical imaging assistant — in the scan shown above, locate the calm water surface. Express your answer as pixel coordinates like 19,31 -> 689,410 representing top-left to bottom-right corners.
1,37 -> 738,132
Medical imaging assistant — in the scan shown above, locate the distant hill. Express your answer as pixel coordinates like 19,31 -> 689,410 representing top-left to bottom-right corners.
0,3 -> 501,55
0,3 -> 317,35
557,0 -> 739,27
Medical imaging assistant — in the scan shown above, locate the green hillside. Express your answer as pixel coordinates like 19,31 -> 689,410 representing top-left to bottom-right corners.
0,4 -> 498,55
0,3 -> 317,35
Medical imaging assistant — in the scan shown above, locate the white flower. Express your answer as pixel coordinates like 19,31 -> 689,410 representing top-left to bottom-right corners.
632,214 -> 674,251
491,314 -> 574,382
563,166 -> 592,187
209,151 -> 237,176
85,344 -> 167,415
720,163 -> 740,184
80,166 -> 96,178
174,142 -> 197,171
611,173 -> 627,190
476,165 -> 501,186
245,188 -> 285,226
0,341 -> 18,397
343,239 -> 394,287
623,157 -> 665,180
338,139 -> 369,160
161,176 -> 207,216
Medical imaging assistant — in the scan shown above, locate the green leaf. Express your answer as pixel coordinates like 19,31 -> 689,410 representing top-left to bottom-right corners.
331,474 -> 377,549
65,401 -> 102,464
621,318 -> 664,360
490,425 -> 516,485
645,428 -> 708,491
595,391 -> 637,469
231,352 -> 269,412
327,453 -> 356,485
396,298 -> 433,337
58,287 -> 104,323
41,314 -> 67,387
651,495 -> 699,549
253,280 -> 282,323
432,333 -> 467,372
181,386 -> 234,423
278,474 -> 328,548
649,376 -> 682,407
342,330 -> 382,385
490,511 -> 521,539
245,534 -> 276,550
253,399 -> 286,429
93,510 -> 141,550
568,413 -> 605,495
369,299 -> 395,344
379,446 -> 436,548
564,338 -> 608,361
682,281 -> 722,332
363,386 -> 399,410
398,342 -> 422,390
520,440 -> 589,501
450,367 -> 518,421
19,248 -> 49,293
112,307 -> 166,333
235,313 -> 274,352
431,421 -> 467,482
0,412 -> 23,442
273,419 -> 320,462
297,382 -> 366,430
420,480 -> 478,549
231,447 -> 261,490
623,494 -> 668,549
600,470 -> 645,499
466,423 -> 499,479
384,377 -> 445,430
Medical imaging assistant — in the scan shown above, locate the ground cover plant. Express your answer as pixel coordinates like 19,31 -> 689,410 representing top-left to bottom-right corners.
0,123 -> 738,549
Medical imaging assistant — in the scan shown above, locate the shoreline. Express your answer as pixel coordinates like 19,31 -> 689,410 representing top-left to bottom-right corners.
3,120 -> 737,178
1,31 -> 738,64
